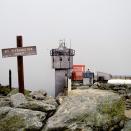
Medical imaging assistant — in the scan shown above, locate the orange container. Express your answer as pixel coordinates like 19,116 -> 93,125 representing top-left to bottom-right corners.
72,65 -> 85,81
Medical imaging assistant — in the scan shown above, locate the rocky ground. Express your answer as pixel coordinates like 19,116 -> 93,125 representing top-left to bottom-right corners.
91,83 -> 131,112
0,89 -> 58,131
74,83 -> 131,110
0,84 -> 131,131
73,83 -> 131,131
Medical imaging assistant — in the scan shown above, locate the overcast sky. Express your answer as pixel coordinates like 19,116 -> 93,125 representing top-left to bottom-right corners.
0,0 -> 131,95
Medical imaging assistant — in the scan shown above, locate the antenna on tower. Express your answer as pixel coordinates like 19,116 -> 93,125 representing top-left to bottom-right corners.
63,39 -> 66,47
70,39 -> 72,49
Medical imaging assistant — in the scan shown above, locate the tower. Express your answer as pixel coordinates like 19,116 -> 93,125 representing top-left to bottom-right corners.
50,40 -> 75,96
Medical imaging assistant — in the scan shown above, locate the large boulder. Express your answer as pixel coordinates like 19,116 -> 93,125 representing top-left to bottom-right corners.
10,93 -> 58,113
18,99 -> 57,113
30,90 -> 47,100
0,107 -> 46,131
44,89 -> 125,131
10,93 -> 27,107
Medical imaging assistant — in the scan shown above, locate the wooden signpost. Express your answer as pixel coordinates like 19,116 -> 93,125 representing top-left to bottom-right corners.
9,69 -> 12,91
2,36 -> 37,94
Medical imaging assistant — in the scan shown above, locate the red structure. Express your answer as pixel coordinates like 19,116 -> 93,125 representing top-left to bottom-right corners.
72,65 -> 85,81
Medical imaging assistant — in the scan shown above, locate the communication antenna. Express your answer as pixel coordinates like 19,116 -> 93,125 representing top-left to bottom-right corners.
64,39 -> 66,47
70,39 -> 72,49
68,39 -> 72,79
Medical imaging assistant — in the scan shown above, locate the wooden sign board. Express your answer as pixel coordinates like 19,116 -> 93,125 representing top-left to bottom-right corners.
1,36 -> 37,94
2,46 -> 37,58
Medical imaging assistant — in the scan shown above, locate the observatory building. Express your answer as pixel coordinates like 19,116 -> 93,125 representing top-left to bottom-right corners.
50,40 -> 75,96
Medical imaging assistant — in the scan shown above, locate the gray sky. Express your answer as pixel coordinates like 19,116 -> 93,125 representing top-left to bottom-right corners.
0,0 -> 131,95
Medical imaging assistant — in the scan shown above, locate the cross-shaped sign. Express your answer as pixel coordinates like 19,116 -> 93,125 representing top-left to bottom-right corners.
2,36 -> 37,94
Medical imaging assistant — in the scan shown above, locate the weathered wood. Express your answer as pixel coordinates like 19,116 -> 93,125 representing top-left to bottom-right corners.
2,46 -> 37,58
17,36 -> 24,94
1,36 -> 37,95
9,69 -> 12,91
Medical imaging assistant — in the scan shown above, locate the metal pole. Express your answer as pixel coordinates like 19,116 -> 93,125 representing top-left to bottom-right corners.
9,69 -> 12,90
17,36 -> 24,94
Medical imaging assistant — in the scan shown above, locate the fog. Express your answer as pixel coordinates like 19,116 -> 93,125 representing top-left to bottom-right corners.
0,0 -> 131,96
108,79 -> 131,85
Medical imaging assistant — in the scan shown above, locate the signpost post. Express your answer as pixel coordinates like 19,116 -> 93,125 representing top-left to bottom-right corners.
9,69 -> 12,91
2,36 -> 37,94
17,36 -> 24,94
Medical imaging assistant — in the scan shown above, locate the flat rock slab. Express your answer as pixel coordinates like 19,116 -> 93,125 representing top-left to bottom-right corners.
18,100 -> 57,113
68,88 -> 118,97
10,93 -> 58,113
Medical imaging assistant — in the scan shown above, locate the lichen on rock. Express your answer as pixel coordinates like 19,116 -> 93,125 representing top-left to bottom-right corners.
44,89 -> 126,131
0,115 -> 25,131
0,107 -> 46,131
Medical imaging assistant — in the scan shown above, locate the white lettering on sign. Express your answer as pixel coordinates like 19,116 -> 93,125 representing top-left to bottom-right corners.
2,46 -> 37,58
